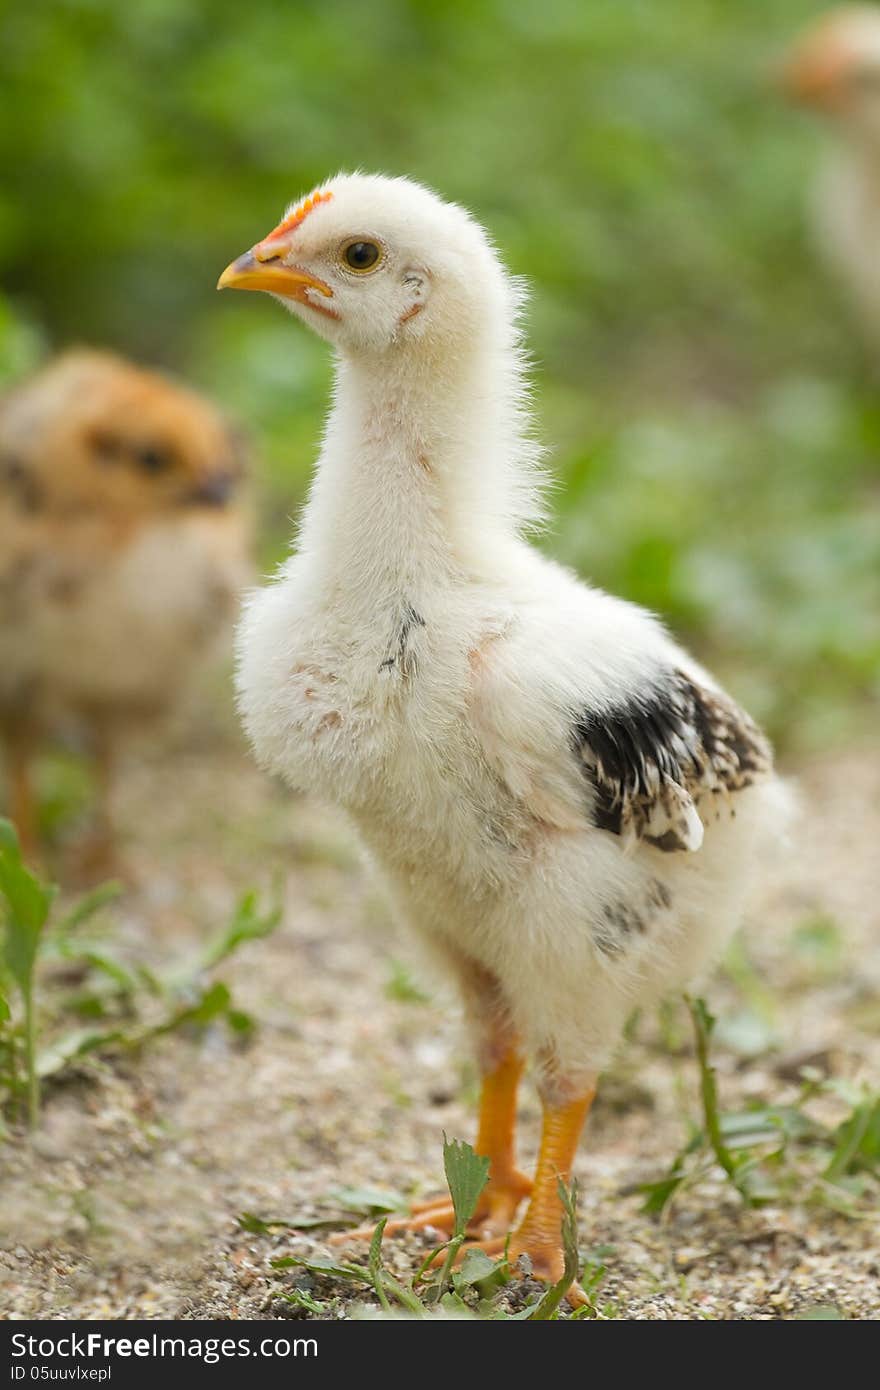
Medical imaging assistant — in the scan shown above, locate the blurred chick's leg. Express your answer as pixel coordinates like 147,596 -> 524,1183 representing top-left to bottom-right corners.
6,734 -> 39,861
452,956 -> 533,1229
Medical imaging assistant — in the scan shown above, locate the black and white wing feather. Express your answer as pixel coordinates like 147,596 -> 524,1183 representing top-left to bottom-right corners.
574,670 -> 772,853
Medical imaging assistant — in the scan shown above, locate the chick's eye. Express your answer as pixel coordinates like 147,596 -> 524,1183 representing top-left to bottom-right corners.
135,445 -> 171,474
342,240 -> 381,273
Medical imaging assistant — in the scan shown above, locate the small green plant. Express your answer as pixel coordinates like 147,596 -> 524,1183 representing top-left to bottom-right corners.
263,1136 -> 598,1320
384,958 -> 431,1005
640,995 -> 880,1216
409,1135 -> 493,1308
0,820 -> 57,1125
690,996 -> 750,1197
791,915 -> 845,979
0,818 -> 282,1131
191,887 -> 283,976
526,1179 -> 582,1320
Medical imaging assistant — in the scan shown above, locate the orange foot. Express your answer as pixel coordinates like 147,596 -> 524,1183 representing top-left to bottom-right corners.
415,1225 -> 586,1309
329,1168 -> 533,1244
507,1226 -> 587,1309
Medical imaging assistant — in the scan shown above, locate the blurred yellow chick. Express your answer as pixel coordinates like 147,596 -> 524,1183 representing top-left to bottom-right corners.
0,350 -> 251,868
783,6 -> 880,355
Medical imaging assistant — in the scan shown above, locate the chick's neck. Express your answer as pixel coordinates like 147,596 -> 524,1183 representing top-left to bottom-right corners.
297,322 -> 535,609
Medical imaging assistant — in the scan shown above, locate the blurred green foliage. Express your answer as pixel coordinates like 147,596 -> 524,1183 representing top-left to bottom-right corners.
0,0 -> 877,749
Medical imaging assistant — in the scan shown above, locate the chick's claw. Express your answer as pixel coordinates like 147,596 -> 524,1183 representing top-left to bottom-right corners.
329,1201 -> 458,1244
421,1230 -> 587,1310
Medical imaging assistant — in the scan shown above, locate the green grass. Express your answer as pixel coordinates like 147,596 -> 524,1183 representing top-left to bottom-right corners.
0,818 -> 282,1130
0,820 -> 57,1126
265,1137 -> 600,1321
384,958 -> 432,1005
640,995 -> 880,1217
240,991 -> 879,1319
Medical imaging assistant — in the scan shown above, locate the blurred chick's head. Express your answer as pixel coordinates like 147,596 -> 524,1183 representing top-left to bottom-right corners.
1,351 -> 245,521
783,6 -> 880,136
218,173 -> 513,356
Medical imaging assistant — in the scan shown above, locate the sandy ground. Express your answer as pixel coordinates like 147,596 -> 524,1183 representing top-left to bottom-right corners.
1,738 -> 878,1321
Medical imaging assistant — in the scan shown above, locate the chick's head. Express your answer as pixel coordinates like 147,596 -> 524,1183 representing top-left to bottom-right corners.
783,6 -> 880,138
6,352 -> 246,522
218,173 -> 513,357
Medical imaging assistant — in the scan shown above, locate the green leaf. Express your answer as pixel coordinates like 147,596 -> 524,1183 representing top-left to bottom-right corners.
687,995 -> 743,1192
719,1106 -> 821,1146
237,1210 -> 341,1232
791,916 -> 844,974
367,1216 -> 387,1270
226,1008 -> 255,1036
0,819 -> 55,995
639,1149 -> 690,1215
384,958 -> 431,1004
77,950 -> 139,995
326,1185 -> 408,1216
280,1288 -> 328,1315
367,1217 -> 392,1312
237,1211 -> 285,1234
453,1248 -> 498,1289
377,1270 -> 425,1317
36,1026 -> 127,1078
442,1135 -> 490,1239
0,821 -> 56,1125
198,889 -> 282,973
452,1246 -> 509,1303
825,1097 -> 880,1182
439,1291 -> 472,1315
154,981 -> 231,1035
270,1254 -> 370,1281
54,881 -> 124,940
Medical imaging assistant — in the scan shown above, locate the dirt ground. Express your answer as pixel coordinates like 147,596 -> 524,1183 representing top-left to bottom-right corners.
1,736 -> 878,1321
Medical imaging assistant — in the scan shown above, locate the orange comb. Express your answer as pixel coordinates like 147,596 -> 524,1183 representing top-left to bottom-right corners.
261,190 -> 334,245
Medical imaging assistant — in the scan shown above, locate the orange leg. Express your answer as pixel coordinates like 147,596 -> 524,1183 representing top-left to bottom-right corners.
506,1088 -> 595,1303
331,1043 -> 532,1243
409,1046 -> 533,1236
471,1048 -> 534,1233
442,1087 -> 595,1308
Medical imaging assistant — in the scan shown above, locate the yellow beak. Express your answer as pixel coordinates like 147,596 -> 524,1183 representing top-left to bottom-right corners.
217,247 -> 334,302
